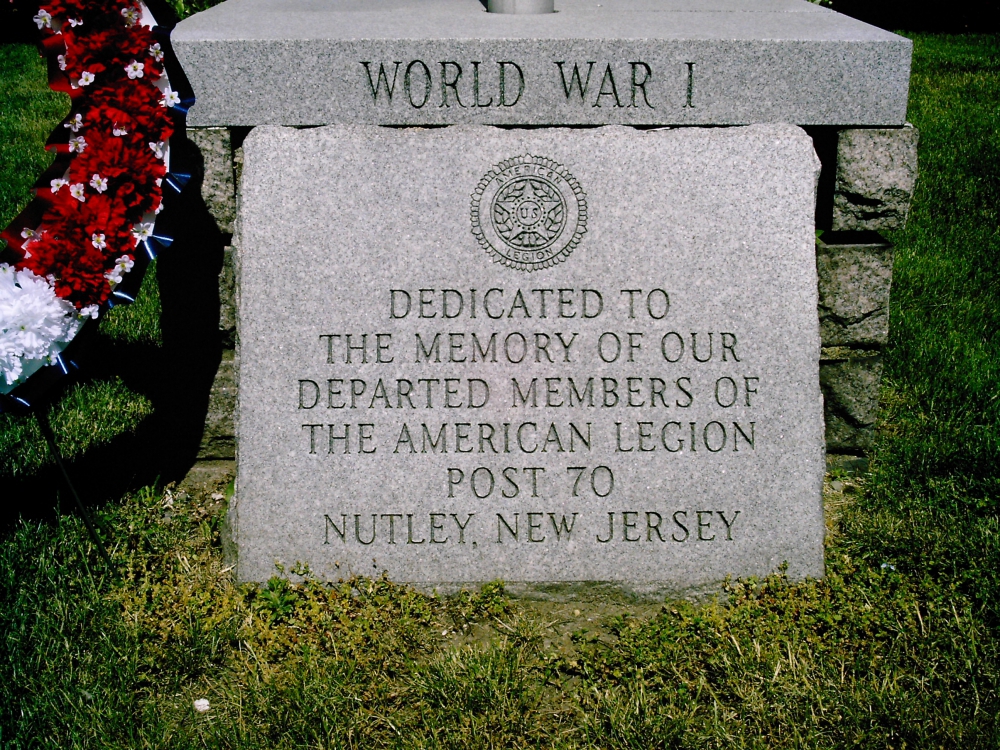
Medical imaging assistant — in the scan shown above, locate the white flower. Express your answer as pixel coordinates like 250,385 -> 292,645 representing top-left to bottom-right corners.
106,255 -> 136,286
91,233 -> 106,250
125,60 -> 144,80
0,264 -> 82,386
148,141 -> 166,159
67,17 -> 82,27
89,174 -> 108,193
69,183 -> 86,202
132,222 -> 154,243
50,178 -> 68,193
78,71 -> 95,86
193,699 -> 210,713
33,9 -> 52,29
68,136 -> 86,153
149,43 -> 163,61
57,54 -> 66,71
161,88 -> 181,108
64,113 -> 84,132
113,124 -> 128,137
80,304 -> 99,320
18,229 -> 38,258
121,6 -> 139,26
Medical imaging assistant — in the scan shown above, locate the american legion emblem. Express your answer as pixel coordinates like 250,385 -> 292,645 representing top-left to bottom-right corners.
471,155 -> 587,271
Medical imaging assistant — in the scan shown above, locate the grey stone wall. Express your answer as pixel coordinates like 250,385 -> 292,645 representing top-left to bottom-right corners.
188,124 -> 917,471
191,128 -> 238,462
187,128 -> 236,235
832,126 -> 919,232
816,232 -> 895,467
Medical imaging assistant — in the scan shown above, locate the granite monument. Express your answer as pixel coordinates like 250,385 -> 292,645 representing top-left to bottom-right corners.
170,0 -> 918,595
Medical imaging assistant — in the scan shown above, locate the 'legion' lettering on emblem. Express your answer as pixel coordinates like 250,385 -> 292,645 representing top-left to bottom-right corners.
471,155 -> 587,271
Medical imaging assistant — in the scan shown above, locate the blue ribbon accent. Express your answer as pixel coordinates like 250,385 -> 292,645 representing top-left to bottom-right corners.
54,354 -> 69,375
164,172 -> 191,193
112,290 -> 136,303
140,232 -> 173,259
172,97 -> 196,115
15,396 -> 31,408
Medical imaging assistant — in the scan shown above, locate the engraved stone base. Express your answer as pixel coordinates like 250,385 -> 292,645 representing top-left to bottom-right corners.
173,0 -> 912,128
232,123 -> 825,594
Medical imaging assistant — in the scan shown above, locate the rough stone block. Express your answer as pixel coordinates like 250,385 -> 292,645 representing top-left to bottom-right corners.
816,232 -> 893,347
826,453 -> 868,476
198,349 -> 237,460
820,347 -> 882,453
188,127 -> 236,234
233,123 -> 825,597
832,126 -> 918,231
219,246 -> 237,347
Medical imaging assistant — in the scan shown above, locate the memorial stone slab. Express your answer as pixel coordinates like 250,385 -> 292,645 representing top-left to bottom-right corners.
173,0 -> 912,128
233,123 -> 825,597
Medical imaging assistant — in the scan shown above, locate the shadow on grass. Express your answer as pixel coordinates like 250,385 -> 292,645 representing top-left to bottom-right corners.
0,134 -> 226,530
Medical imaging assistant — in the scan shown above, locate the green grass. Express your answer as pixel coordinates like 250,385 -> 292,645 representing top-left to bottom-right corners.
0,44 -> 66,230
2,33 -> 999,748
0,378 -> 153,477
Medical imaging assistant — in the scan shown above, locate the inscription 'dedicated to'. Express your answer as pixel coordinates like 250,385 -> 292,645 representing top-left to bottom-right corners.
297,286 -> 760,546
360,60 -> 697,110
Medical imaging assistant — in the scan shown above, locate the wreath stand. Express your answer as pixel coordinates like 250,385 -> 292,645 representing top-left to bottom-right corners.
34,404 -> 114,569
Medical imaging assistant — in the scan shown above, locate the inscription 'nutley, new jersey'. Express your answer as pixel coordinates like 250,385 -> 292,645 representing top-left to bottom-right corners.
234,124 -> 826,597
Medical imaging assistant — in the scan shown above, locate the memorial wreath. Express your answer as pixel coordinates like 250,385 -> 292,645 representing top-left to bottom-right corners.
0,0 -> 192,411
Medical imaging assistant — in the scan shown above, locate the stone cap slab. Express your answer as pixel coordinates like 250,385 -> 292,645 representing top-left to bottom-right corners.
174,0 -> 911,127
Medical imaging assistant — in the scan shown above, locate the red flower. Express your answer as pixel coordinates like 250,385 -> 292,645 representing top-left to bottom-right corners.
10,0 -> 175,310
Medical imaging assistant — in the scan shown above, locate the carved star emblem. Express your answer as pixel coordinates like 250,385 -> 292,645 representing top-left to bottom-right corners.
493,178 -> 564,248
